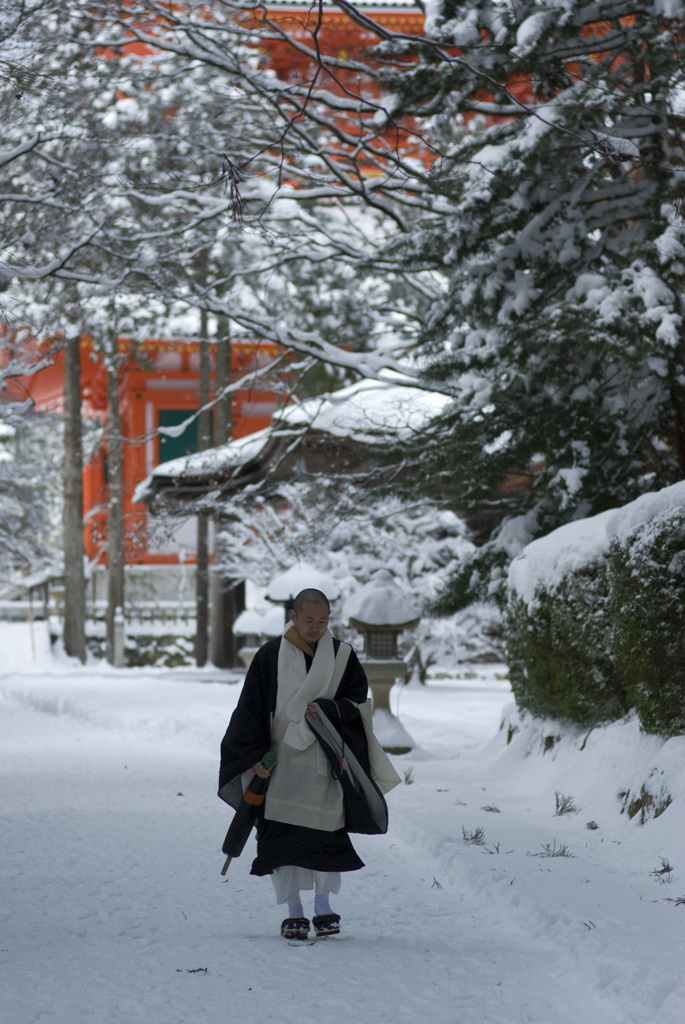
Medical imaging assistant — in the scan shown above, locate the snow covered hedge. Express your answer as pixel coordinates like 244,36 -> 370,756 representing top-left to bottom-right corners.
609,507 -> 685,735
505,483 -> 685,735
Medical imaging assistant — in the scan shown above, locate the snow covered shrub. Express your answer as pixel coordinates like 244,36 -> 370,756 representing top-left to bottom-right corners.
506,483 -> 685,733
505,563 -> 628,727
609,510 -> 685,736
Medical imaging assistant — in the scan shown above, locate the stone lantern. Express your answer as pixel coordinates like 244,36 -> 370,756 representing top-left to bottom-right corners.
343,569 -> 419,753
232,605 -> 285,668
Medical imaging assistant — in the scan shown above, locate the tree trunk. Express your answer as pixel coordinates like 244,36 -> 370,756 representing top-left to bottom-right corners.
62,335 -> 86,662
106,336 -> 125,665
210,317 -> 239,666
195,311 -> 211,667
214,315 -> 231,446
671,385 -> 685,478
196,512 -> 209,666
211,568 -> 245,668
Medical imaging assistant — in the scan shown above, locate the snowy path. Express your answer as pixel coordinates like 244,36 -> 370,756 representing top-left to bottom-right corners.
1,636 -> 684,1023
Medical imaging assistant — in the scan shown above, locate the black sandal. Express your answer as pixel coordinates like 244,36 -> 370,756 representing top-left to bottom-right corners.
312,913 -> 340,937
281,917 -> 310,940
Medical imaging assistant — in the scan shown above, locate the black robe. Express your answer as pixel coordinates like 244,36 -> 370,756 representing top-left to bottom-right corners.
218,635 -> 368,876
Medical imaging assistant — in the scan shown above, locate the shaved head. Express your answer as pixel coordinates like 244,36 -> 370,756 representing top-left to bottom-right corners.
292,589 -> 330,613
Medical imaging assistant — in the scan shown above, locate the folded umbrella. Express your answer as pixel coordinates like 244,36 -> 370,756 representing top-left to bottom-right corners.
220,750 -> 277,875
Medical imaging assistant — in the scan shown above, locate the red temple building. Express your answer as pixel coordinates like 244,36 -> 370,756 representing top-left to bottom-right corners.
9,335 -> 281,568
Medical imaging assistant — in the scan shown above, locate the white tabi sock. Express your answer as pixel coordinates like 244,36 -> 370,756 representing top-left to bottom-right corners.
314,892 -> 332,916
287,894 -> 304,919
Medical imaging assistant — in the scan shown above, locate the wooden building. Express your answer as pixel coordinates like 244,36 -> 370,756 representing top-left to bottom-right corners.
9,335 -> 281,568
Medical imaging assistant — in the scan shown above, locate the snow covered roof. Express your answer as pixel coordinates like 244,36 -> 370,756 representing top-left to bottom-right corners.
143,423 -> 279,484
232,605 -> 285,637
138,374 -> 449,501
266,561 -> 342,601
280,375 -> 447,442
344,568 -> 421,627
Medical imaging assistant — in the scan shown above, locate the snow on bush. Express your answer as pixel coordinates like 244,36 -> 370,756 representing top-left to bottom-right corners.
505,560 -> 627,727
504,482 -> 685,733
610,508 -> 685,735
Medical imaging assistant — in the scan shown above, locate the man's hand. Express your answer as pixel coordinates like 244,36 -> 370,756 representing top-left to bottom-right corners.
250,761 -> 271,779
307,701 -> 320,719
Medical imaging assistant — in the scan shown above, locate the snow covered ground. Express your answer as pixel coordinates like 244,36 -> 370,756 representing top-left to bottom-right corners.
1,620 -> 683,1024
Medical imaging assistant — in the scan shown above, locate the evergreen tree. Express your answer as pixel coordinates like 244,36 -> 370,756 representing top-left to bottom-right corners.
370,0 -> 685,606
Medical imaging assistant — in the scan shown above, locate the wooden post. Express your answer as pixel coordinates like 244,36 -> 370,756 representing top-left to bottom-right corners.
195,309 -> 211,667
113,605 -> 125,668
106,332 -> 125,665
62,334 -> 86,663
211,571 -> 245,668
210,318 -> 240,666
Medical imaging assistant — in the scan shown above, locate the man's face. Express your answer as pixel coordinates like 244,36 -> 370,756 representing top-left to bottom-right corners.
290,602 -> 330,645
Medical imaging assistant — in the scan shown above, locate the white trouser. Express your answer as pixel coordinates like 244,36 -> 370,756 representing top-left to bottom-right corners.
271,866 -> 341,905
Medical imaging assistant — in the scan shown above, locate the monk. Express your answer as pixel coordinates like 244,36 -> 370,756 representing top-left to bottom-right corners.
219,588 -> 377,939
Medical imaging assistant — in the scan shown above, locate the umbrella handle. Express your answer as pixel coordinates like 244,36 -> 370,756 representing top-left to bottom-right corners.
220,855 -> 232,876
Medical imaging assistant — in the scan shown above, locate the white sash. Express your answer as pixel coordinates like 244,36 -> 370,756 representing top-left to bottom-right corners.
276,629 -> 343,750
265,631 -> 351,830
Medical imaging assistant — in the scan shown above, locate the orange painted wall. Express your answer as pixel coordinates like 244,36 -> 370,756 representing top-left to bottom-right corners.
10,336 -> 281,566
